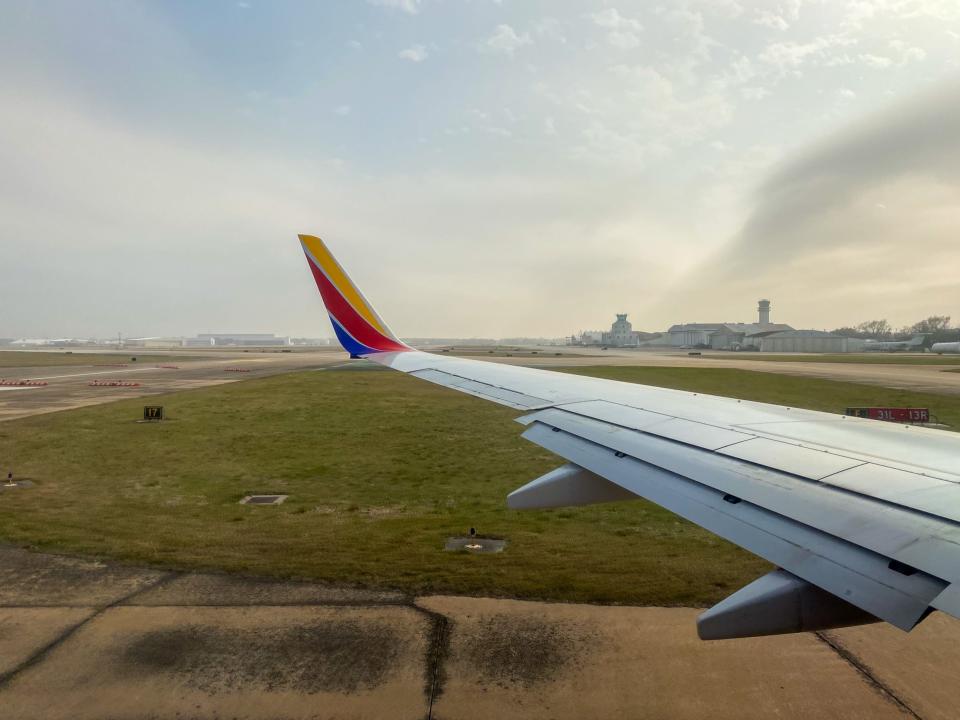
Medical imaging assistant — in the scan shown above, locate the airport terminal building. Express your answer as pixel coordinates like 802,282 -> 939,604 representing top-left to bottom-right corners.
572,314 -> 657,347
574,299 -> 894,353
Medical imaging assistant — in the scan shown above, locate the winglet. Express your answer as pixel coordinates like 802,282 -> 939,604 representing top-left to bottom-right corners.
299,234 -> 410,357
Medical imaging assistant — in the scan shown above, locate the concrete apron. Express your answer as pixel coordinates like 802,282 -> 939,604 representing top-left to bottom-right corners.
0,547 -> 956,720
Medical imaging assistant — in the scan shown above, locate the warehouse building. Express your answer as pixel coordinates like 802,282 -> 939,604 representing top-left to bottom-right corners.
196,333 -> 290,347
759,330 -> 865,353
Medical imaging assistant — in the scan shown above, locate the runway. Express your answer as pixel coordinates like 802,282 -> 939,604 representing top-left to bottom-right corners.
0,348 -> 347,422
3,347 -> 959,424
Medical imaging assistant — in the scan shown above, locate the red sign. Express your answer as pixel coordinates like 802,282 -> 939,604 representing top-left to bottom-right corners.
846,407 -> 929,423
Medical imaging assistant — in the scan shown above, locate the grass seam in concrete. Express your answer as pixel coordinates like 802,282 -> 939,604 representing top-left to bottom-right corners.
815,631 -> 923,720
0,572 -> 179,690
410,602 -> 451,720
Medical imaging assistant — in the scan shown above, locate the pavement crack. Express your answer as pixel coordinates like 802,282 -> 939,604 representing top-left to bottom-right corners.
815,631 -> 923,720
0,571 -> 179,690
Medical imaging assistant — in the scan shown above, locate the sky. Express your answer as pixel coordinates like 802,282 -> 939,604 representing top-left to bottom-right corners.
1,0 -> 959,340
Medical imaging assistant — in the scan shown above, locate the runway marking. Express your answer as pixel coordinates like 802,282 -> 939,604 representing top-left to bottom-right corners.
0,386 -> 40,391
31,368 -> 171,381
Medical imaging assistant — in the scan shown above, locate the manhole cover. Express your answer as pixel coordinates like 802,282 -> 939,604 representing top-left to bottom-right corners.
240,495 -> 288,505
445,537 -> 507,554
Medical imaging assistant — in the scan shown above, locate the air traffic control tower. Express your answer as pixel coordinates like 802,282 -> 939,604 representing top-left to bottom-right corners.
758,299 -> 771,326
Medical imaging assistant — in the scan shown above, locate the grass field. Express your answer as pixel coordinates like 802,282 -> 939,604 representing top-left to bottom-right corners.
707,353 -> 960,365
0,351 -> 199,368
0,365 -> 957,606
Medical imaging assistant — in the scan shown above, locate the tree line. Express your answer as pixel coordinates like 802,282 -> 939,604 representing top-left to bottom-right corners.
832,316 -> 956,344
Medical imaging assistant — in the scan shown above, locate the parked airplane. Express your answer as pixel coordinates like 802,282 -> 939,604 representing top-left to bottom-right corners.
862,335 -> 925,351
299,234 -> 960,640
931,342 -> 960,354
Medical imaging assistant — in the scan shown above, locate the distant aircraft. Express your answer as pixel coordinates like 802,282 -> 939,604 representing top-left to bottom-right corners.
861,335 -> 925,351
931,342 -> 960,354
299,234 -> 960,640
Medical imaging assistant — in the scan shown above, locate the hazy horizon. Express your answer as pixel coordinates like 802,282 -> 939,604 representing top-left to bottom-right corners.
3,1 -> 959,340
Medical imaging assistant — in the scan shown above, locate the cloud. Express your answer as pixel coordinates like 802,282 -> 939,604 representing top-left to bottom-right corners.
482,24 -> 532,56
589,7 -> 642,49
565,65 -> 734,167
741,86 -> 770,100
648,81 -> 960,328
367,0 -> 422,14
888,39 -> 926,64
758,35 -> 857,76
859,53 -> 893,68
398,44 -> 428,62
0,78 -> 696,340
590,8 -> 641,31
334,104 -> 351,116
607,30 -> 641,49
752,0 -> 802,31
753,11 -> 789,31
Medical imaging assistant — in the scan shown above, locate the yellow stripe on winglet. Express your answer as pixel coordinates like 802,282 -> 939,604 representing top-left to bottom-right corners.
299,234 -> 391,337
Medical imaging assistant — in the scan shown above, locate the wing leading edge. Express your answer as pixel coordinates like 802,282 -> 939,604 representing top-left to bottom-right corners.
299,234 -> 960,640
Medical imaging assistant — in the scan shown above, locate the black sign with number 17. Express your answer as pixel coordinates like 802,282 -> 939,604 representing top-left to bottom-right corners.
143,405 -> 164,421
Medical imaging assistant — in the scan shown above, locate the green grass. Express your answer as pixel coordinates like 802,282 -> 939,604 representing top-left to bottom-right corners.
0,351 -> 198,368
1,365 -> 957,606
707,353 -> 960,365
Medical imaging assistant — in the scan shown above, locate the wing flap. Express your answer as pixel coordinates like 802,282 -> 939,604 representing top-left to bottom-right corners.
735,418 -> 960,483
717,437 -> 865,480
523,421 -> 945,630
521,406 -> 960,587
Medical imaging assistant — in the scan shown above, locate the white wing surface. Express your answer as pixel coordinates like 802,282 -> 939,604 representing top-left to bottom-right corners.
300,234 -> 960,640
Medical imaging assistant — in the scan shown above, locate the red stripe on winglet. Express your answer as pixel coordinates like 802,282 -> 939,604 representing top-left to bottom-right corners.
305,255 -> 408,352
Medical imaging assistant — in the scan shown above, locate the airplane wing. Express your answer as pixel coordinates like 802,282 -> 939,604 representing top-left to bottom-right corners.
299,234 -> 960,640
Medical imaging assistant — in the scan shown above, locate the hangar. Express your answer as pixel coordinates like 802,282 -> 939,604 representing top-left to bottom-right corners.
760,330 -> 865,353
667,300 -> 793,349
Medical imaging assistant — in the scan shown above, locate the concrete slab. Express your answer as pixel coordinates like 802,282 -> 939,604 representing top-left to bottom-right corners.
418,596 -> 908,720
0,547 -> 166,606
1,547 -> 957,719
825,612 -> 960,720
0,608 -> 94,675
130,571 -> 406,606
1,605 -> 430,720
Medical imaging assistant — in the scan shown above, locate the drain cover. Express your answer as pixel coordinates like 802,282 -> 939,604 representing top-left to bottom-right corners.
0,481 -> 33,490
240,494 -> 288,505
445,537 -> 507,554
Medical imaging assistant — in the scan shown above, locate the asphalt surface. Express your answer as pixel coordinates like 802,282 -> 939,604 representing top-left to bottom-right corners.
3,346 -> 960,426
1,546 -> 958,720
0,348 -> 347,422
